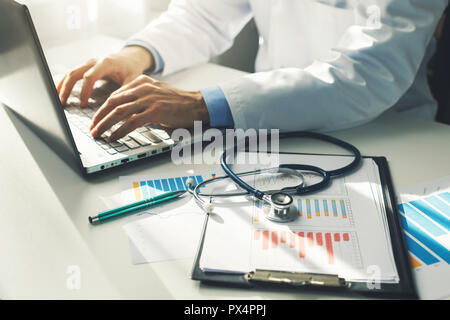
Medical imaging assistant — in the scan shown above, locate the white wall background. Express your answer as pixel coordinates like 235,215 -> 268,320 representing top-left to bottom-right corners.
18,0 -> 169,47
19,0 -> 258,72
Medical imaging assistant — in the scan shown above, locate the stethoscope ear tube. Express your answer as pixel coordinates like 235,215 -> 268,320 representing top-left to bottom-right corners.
278,163 -> 331,195
220,151 -> 266,200
278,131 -> 362,177
220,131 -> 362,199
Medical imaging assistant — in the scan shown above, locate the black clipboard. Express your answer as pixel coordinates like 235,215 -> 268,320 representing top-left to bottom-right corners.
190,155 -> 418,299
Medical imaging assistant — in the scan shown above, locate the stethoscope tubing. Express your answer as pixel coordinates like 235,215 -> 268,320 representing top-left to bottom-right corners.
193,167 -> 305,198
220,131 -> 362,200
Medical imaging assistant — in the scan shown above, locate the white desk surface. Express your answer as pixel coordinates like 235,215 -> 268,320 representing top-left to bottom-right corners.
1,37 -> 450,299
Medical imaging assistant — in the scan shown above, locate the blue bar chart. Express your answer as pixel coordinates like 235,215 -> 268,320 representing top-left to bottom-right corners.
253,196 -> 354,227
298,198 -> 347,218
132,174 -> 213,201
398,192 -> 450,269
290,197 -> 353,227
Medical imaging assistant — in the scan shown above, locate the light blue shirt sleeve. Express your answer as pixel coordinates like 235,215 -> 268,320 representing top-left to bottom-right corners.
200,86 -> 235,128
125,39 -> 164,74
125,40 -> 235,128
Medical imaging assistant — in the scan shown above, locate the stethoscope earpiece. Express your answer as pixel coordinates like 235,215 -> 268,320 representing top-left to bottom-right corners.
187,177 -> 216,214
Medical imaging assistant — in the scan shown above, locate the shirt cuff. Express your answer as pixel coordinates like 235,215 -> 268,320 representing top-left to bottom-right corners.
124,39 -> 165,74
200,86 -> 235,128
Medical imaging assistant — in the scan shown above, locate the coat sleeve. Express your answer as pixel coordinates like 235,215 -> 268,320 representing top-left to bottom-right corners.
220,0 -> 448,132
127,0 -> 252,76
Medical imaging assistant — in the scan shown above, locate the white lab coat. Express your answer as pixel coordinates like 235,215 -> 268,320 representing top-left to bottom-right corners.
129,0 -> 448,131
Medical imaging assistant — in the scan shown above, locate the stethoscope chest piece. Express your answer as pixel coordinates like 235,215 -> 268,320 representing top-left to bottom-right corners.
262,192 -> 298,223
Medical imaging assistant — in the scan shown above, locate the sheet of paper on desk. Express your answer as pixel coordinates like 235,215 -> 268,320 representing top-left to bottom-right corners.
120,170 -> 217,264
397,175 -> 450,300
123,205 -> 204,263
199,154 -> 400,283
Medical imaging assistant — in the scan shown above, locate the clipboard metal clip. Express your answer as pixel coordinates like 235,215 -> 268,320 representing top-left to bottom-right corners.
245,269 -> 347,288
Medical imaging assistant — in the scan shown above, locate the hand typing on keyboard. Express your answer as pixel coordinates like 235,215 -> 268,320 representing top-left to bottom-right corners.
57,46 -> 150,107
89,75 -> 209,141
57,46 -> 210,142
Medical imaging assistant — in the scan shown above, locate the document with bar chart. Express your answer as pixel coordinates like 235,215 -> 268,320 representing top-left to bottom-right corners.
200,153 -> 400,283
120,171 -> 217,264
398,176 -> 450,299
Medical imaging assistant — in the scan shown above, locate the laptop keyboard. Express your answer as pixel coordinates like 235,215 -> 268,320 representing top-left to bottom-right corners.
64,100 -> 171,155
61,79 -> 172,155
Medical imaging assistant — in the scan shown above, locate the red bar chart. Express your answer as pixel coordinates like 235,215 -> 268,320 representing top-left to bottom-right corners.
251,229 -> 363,271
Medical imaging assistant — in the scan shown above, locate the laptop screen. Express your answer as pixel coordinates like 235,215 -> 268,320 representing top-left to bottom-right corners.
0,1 -> 82,173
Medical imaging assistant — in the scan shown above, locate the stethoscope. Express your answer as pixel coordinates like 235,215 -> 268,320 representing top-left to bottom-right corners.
186,131 -> 361,223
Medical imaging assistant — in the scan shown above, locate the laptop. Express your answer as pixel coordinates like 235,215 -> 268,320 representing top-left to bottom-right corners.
0,0 -> 176,175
